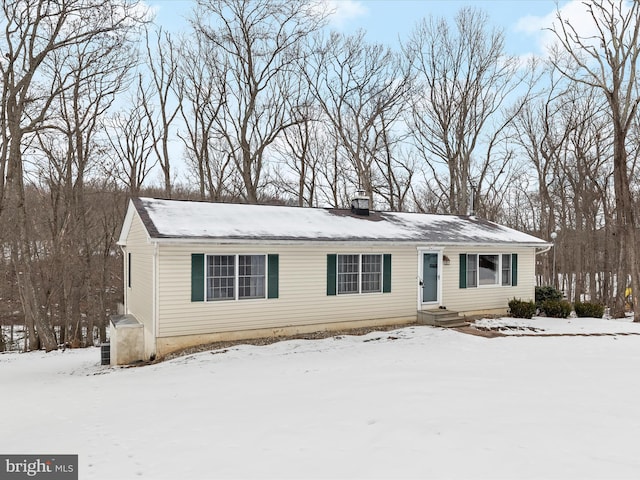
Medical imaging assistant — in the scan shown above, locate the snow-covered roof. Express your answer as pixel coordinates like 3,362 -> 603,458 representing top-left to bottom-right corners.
126,197 -> 548,246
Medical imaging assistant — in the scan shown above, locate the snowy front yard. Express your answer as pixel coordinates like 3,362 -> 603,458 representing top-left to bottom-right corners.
3,317 -> 640,479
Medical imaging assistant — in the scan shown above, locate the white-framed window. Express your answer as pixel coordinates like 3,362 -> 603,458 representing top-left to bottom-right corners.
337,254 -> 382,295
479,254 -> 499,286
337,254 -> 360,294
207,255 -> 235,301
501,254 -> 512,286
466,254 -> 478,288
238,254 -> 266,299
206,254 -> 266,301
464,253 -> 513,288
361,254 -> 382,293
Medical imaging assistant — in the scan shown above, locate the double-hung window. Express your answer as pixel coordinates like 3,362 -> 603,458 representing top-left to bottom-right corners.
361,254 -> 382,293
501,254 -> 512,286
338,254 -> 360,294
207,255 -> 236,301
461,253 -> 516,288
206,254 -> 266,301
337,254 -> 382,294
192,253 -> 278,302
466,254 -> 478,288
238,254 -> 266,299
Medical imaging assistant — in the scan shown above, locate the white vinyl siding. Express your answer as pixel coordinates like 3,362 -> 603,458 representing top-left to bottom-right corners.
444,247 -> 535,313
156,244 -> 415,338
124,212 -> 155,359
154,242 -> 537,339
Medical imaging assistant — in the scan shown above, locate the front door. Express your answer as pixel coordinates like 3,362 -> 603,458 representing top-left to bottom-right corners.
421,252 -> 439,305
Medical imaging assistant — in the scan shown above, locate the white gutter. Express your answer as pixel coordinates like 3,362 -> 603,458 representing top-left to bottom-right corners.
535,245 -> 553,255
146,237 -> 551,249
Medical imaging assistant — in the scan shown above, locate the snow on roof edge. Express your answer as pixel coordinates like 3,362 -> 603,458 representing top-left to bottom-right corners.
131,197 -> 549,246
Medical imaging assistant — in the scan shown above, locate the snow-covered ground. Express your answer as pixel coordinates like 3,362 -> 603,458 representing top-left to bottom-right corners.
473,315 -> 640,335
3,317 -> 640,479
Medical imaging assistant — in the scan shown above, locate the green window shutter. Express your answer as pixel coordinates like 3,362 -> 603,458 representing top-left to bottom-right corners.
327,254 -> 337,296
191,254 -> 205,302
459,254 -> 467,289
382,254 -> 392,293
267,254 -> 279,299
512,253 -> 518,287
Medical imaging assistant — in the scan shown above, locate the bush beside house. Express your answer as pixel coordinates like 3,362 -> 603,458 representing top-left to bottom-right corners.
535,286 -> 563,309
509,289 -> 604,319
574,302 -> 605,318
541,299 -> 572,318
508,298 -> 536,319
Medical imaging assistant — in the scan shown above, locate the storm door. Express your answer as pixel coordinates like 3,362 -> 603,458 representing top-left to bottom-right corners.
421,252 -> 440,305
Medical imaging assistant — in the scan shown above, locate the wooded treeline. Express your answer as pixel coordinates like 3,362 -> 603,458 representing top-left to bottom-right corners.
1,0 -> 639,351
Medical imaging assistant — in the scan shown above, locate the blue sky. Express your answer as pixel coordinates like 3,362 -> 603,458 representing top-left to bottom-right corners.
150,0 -> 570,57
321,0 -> 560,55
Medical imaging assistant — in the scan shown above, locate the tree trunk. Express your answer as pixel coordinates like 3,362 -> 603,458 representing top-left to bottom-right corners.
14,259 -> 57,352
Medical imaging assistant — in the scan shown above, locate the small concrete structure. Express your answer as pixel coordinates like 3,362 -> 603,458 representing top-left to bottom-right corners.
109,314 -> 144,366
417,309 -> 469,328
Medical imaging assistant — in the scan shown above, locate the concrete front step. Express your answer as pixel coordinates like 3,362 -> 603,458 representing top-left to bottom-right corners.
417,309 -> 469,328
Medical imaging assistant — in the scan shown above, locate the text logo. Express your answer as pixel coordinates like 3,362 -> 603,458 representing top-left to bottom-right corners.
0,455 -> 77,480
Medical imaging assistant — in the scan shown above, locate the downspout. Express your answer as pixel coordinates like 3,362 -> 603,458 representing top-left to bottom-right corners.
119,244 -> 127,314
534,243 -> 553,290
152,240 -> 159,360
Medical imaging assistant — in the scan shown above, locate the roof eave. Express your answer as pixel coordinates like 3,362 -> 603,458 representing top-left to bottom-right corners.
146,236 -> 550,248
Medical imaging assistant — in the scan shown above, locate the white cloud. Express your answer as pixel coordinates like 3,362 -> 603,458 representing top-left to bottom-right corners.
323,0 -> 368,29
514,0 -> 614,58
135,0 -> 158,23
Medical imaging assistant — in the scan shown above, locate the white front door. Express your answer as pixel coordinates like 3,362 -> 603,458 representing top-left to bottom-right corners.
419,251 -> 441,308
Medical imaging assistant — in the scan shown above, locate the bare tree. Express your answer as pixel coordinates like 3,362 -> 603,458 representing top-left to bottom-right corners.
141,27 -> 180,197
273,101 -> 323,207
191,0 -> 327,203
371,112 -> 415,212
406,7 -> 523,215
304,31 -> 412,207
550,0 -> 640,316
38,34 -> 135,346
0,0 -> 146,350
176,32 -> 233,201
511,69 -> 573,242
104,78 -> 157,195
512,67 -> 618,303
559,94 -> 612,303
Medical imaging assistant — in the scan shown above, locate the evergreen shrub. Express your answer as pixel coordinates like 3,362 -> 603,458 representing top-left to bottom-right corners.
535,285 -> 563,309
541,299 -> 572,318
508,298 -> 536,319
574,301 -> 605,318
